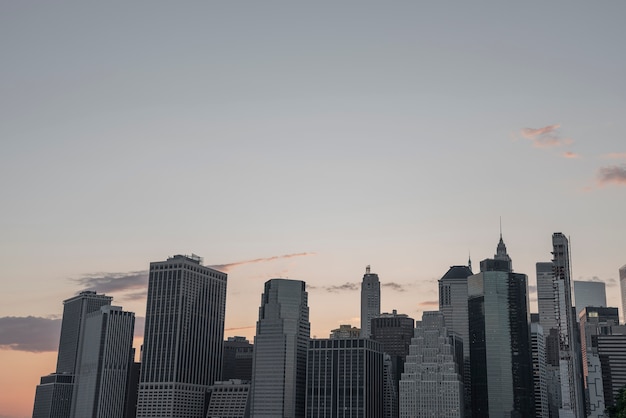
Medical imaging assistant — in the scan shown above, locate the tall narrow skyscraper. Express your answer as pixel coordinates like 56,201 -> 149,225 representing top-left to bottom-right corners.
71,305 -> 135,418
537,233 -> 584,418
136,254 -> 227,418
468,236 -> 534,418
360,265 -> 380,339
620,265 -> 626,323
250,279 -> 310,418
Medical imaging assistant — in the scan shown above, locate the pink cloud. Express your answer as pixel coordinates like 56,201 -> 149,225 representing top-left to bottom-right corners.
562,151 -> 581,159
597,165 -> 626,187
209,252 -> 316,272
520,124 -> 572,148
418,300 -> 439,307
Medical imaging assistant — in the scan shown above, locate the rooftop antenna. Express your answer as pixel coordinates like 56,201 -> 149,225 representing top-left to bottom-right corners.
499,216 -> 503,239
468,251 -> 472,272
366,265 -> 371,274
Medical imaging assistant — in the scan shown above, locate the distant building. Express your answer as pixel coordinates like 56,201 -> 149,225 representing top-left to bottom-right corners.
306,338 -> 384,417
371,310 -> 414,418
530,322 -> 549,418
399,311 -> 463,417
468,235 -> 534,418
222,337 -> 253,381
71,306 -> 135,417
439,264 -> 473,415
32,291 -> 112,418
136,254 -> 227,418
206,380 -> 250,418
360,265 -> 380,338
620,265 -> 626,323
329,324 -> 360,339
250,279 -> 310,418
574,281 -> 607,317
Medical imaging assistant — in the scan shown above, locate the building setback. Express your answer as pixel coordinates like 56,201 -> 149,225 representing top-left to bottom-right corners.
136,254 -> 227,418
306,338 -> 384,418
249,279 -> 310,418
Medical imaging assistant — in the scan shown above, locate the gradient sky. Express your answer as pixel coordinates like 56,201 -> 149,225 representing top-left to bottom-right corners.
1,2 -> 626,417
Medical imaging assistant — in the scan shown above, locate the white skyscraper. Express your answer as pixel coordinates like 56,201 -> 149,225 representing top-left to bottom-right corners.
399,311 -> 463,418
536,233 -> 584,418
360,265 -> 380,338
620,265 -> 626,323
136,254 -> 227,418
250,279 -> 310,418
71,305 -> 135,418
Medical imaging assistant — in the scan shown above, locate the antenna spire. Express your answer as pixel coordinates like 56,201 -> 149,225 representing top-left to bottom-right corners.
366,265 -> 371,274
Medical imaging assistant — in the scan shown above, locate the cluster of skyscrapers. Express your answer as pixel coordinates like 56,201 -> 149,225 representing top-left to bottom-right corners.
32,233 -> 626,417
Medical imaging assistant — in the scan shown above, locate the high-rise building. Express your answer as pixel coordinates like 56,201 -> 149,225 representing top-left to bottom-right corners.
537,233 -> 585,418
574,281 -> 607,317
329,324 -> 360,339
371,310 -> 414,418
136,254 -> 227,418
399,311 -> 463,417
619,264 -> 626,324
468,236 -> 534,418
438,264 -> 473,415
531,321 -> 549,418
71,305 -> 135,417
206,380 -> 251,418
222,337 -> 253,382
592,325 -> 626,411
32,291 -> 112,418
306,338 -> 384,417
250,279 -> 310,418
360,265 -> 380,339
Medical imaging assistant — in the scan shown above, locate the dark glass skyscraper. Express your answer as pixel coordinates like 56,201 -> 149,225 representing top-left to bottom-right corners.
136,254 -> 227,418
468,235 -> 534,418
250,279 -> 310,418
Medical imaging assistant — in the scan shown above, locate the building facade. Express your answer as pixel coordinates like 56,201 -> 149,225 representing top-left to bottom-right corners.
222,337 -> 253,382
360,265 -> 380,339
468,236 -> 534,418
136,254 -> 227,418
399,311 -> 463,417
574,281 -> 607,317
249,279 -> 310,418
206,380 -> 250,418
306,338 -> 384,417
531,322 -> 549,418
71,305 -> 135,418
620,265 -> 626,324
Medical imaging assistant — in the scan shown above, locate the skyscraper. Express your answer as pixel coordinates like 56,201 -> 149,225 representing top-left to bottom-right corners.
306,338 -> 384,417
360,265 -> 380,339
71,305 -> 135,417
438,264 -> 473,415
574,280 -> 607,316
536,233 -> 584,418
222,337 -> 253,382
530,322 -> 549,418
619,264 -> 626,323
32,291 -> 112,418
468,236 -> 534,418
399,311 -> 463,417
136,254 -> 227,418
249,279 -> 310,417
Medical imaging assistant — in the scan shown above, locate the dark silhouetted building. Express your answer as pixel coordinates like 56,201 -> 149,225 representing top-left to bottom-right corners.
222,337 -> 253,382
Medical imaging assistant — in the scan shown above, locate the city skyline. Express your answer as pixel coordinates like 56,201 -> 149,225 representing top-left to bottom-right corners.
1,2 -> 626,418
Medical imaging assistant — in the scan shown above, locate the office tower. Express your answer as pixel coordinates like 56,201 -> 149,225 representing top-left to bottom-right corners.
329,324 -> 360,339
32,374 -> 74,418
619,264 -> 626,323
71,305 -> 135,417
439,264 -> 473,415
592,325 -> 626,411
531,322 -> 549,418
125,361 -> 141,418
467,236 -> 534,418
306,338 -> 384,417
136,254 -> 227,418
574,281 -> 607,316
371,310 -> 414,418
399,311 -> 463,418
579,307 -> 619,418
206,380 -> 251,418
250,279 -> 310,417
360,265 -> 380,338
537,233 -> 585,418
382,354 -> 397,418
222,337 -> 253,381
32,291 -> 112,418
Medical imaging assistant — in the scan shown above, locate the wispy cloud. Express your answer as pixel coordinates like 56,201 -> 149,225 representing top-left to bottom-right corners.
520,124 -> 572,148
382,282 -> 407,292
418,300 -> 439,308
0,317 -> 61,352
73,271 -> 149,295
324,282 -> 360,293
562,151 -> 581,159
225,326 -> 256,332
603,153 -> 626,159
209,252 -> 316,272
597,165 -> 626,187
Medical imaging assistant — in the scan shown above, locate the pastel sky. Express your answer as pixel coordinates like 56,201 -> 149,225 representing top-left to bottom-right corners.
1,2 -> 625,417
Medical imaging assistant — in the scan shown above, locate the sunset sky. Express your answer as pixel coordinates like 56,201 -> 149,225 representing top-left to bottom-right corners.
2,2 -> 626,417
